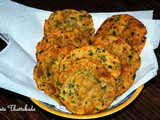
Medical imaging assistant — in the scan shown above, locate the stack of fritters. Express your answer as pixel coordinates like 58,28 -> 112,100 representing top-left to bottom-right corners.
93,14 -> 147,96
33,10 -> 147,115
94,14 -> 147,55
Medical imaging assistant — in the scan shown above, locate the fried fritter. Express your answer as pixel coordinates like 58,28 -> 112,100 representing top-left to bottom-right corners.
59,59 -> 116,114
34,44 -> 76,104
34,45 -> 59,90
119,18 -> 147,54
59,45 -> 121,79
44,9 -> 95,43
94,14 -> 147,55
94,14 -> 134,40
93,35 -> 140,96
36,29 -> 89,60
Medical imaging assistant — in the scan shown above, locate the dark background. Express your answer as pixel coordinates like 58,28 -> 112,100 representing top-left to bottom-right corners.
0,0 -> 160,119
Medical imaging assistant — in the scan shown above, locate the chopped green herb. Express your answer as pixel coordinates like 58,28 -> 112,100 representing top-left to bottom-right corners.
68,90 -> 71,96
55,94 -> 59,99
93,74 -> 101,84
46,39 -> 48,43
78,102 -> 81,106
109,18 -> 114,22
89,40 -> 92,45
62,64 -> 65,69
69,84 -> 74,88
112,31 -> 116,36
56,36 -> 62,40
108,65 -> 112,68
72,53 -> 75,56
128,55 -> 132,59
96,66 -> 99,69
72,79 -> 75,83
71,100 -> 75,103
88,14 -> 92,18
102,102 -> 105,106
70,17 -> 75,20
61,97 -> 65,101
40,84 -> 45,87
80,71 -> 83,74
95,108 -> 99,111
62,90 -> 66,94
101,85 -> 106,91
47,72 -> 52,77
51,17 -> 54,20
141,40 -> 145,42
56,21 -> 62,27
79,15 -> 85,20
96,48 -> 101,53
89,28 -> 93,32
39,50 -> 44,54
76,57 -> 80,60
56,81 -> 62,86
73,71 -> 77,75
89,51 -> 93,56
101,55 -> 107,62
84,68 -> 87,72
133,74 -> 136,79
115,16 -> 120,21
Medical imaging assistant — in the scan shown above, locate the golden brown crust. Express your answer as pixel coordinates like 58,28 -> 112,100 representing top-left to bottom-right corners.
94,14 -> 134,40
34,44 -> 76,104
116,73 -> 134,96
59,59 -> 116,114
94,14 -> 147,55
44,9 -> 95,43
94,35 -> 140,74
59,45 -> 121,79
36,29 -> 89,60
33,45 -> 60,103
34,45 -> 59,89
93,35 -> 141,96
119,18 -> 147,54
93,14 -> 146,96
33,12 -> 146,114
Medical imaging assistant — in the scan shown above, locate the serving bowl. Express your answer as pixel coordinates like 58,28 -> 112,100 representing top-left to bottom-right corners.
30,85 -> 144,119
